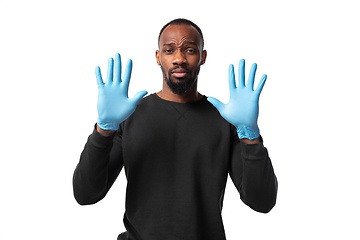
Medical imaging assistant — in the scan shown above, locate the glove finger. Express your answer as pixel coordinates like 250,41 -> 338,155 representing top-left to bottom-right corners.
130,90 -> 148,105
228,64 -> 236,91
106,57 -> 114,84
122,59 -> 133,89
238,59 -> 246,88
255,74 -> 267,95
95,66 -> 104,87
247,63 -> 257,90
207,97 -> 225,112
114,53 -> 122,83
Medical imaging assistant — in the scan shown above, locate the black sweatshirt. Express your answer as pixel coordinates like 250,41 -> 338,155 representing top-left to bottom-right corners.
73,93 -> 277,240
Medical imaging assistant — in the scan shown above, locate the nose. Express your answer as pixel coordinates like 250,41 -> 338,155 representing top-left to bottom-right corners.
172,49 -> 187,65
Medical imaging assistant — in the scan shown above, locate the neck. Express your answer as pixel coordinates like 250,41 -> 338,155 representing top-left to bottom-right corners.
157,79 -> 203,103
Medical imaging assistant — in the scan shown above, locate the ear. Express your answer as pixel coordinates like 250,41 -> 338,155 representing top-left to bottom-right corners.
201,50 -> 207,65
155,50 -> 161,66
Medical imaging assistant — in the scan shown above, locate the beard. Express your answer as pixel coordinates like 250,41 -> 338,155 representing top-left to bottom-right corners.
161,65 -> 201,95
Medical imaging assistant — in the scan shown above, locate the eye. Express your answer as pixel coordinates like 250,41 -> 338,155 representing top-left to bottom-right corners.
164,49 -> 173,54
186,48 -> 196,54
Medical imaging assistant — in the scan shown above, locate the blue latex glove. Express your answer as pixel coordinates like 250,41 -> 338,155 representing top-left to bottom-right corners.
96,53 -> 148,130
207,59 -> 267,139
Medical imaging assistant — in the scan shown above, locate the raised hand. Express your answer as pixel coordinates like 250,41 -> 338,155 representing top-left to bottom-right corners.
96,53 -> 148,131
207,59 -> 267,139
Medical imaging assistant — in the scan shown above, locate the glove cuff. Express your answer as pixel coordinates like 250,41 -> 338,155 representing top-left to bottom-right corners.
97,119 -> 120,131
236,125 -> 260,140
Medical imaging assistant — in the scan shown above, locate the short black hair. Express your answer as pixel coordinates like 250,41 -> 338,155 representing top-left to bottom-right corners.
158,18 -> 204,50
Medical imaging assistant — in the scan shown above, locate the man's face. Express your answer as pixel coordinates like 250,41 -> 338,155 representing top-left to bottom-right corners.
156,24 -> 206,95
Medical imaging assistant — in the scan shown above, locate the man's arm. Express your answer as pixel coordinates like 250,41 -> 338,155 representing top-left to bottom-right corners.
208,59 -> 277,212
230,133 -> 277,213
73,125 -> 122,205
73,53 -> 147,205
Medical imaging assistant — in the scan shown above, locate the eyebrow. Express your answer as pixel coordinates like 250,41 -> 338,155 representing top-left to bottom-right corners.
163,41 -> 198,47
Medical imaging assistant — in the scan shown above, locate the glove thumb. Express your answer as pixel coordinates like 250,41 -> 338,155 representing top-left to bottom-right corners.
130,90 -> 148,105
207,97 -> 225,111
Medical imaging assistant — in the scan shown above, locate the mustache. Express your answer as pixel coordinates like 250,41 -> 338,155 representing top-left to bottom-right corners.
169,66 -> 189,73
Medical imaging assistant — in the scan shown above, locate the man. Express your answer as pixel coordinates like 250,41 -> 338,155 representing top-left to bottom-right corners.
73,18 -> 277,240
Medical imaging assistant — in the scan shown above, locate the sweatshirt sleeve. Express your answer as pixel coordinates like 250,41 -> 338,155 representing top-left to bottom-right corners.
73,124 -> 124,205
229,130 -> 278,213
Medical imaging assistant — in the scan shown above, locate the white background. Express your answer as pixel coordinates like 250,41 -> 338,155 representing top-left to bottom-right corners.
1,0 -> 359,239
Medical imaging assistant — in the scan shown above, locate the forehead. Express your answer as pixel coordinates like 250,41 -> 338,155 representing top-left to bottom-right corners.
159,24 -> 201,47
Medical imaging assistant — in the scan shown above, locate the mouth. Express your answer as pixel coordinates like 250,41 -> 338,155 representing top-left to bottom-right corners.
171,68 -> 188,78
